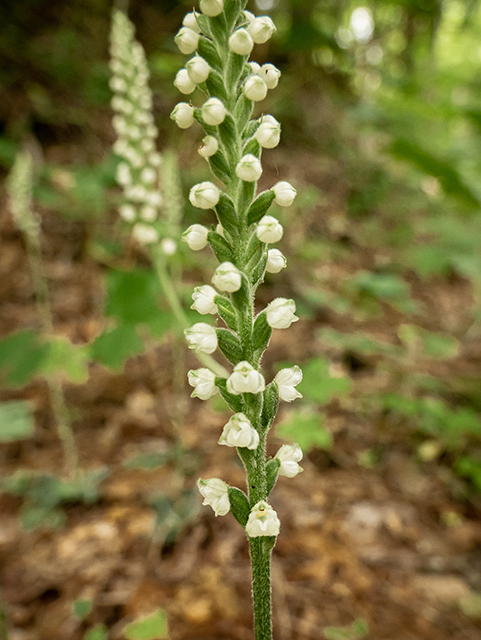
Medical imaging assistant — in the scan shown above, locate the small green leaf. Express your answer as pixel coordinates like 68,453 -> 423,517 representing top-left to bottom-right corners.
266,458 -> 280,495
215,193 -> 238,238
277,410 -> 332,453
197,37 -> 222,69
84,624 -> 107,640
204,70 -> 228,101
0,400 -> 35,442
0,330 -> 50,386
247,190 -> 275,225
215,377 -> 243,413
261,382 -> 279,431
90,324 -> 144,370
228,486 -> 250,527
124,609 -> 168,640
216,328 -> 244,364
208,231 -> 235,263
298,358 -> 351,405
39,338 -> 89,383
20,504 -> 66,530
209,150 -> 231,184
252,312 -> 272,354
215,295 -> 237,331
72,598 -> 93,621
106,269 -> 162,324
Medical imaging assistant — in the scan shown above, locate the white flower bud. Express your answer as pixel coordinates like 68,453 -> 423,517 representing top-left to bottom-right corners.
258,63 -> 281,89
247,16 -> 277,44
272,181 -> 297,207
197,478 -> 230,516
266,298 -> 298,329
170,102 -> 195,129
255,117 -> 281,149
116,162 -> 131,186
188,368 -> 219,400
140,167 -> 157,185
191,285 -> 219,315
218,413 -> 259,450
126,185 -> 147,202
198,135 -> 219,158
174,27 -> 200,55
161,238 -> 177,256
174,68 -> 197,94
146,190 -> 163,206
212,262 -> 242,292
244,75 -> 268,102
119,204 -> 136,222
200,0 -> 224,17
256,215 -> 283,243
132,223 -> 159,245
236,154 -> 262,182
229,28 -> 254,56
266,248 -> 287,273
186,55 -> 210,84
149,152 -> 162,167
109,76 -> 127,92
189,181 -> 220,209
275,443 -> 303,478
246,501 -> 280,537
227,361 -> 265,395
244,10 -> 255,23
201,97 -> 227,125
140,205 -> 157,222
185,322 -> 218,354
182,223 -> 209,250
183,12 -> 201,33
275,366 -> 303,402
249,61 -> 261,73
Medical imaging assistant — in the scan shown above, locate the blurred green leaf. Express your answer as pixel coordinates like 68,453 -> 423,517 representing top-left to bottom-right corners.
20,504 -> 65,530
89,324 -> 144,370
277,410 -> 332,453
124,609 -> 168,640
72,598 -> 93,621
84,624 -> 107,640
0,330 -> 50,386
39,337 -> 89,383
106,269 -> 163,325
0,400 -> 35,442
297,358 -> 352,405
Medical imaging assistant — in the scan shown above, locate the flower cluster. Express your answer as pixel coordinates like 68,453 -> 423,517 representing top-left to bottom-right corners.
174,1 -> 303,537
109,9 -> 166,247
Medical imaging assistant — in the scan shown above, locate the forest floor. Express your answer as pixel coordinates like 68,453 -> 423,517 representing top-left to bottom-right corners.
1,135 -> 481,640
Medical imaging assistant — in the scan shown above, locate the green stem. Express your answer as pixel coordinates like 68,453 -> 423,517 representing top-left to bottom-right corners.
249,537 -> 273,640
152,247 -> 228,378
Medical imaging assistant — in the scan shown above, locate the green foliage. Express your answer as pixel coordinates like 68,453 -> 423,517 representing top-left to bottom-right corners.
228,486 -> 250,527
124,609 -> 168,640
277,409 -> 332,453
150,490 -> 200,547
0,330 -> 50,386
324,618 -> 368,640
90,324 -> 144,371
39,337 -> 89,383
298,357 -> 352,405
0,400 -> 35,442
84,624 -> 107,640
345,271 -> 417,314
72,598 -> 93,621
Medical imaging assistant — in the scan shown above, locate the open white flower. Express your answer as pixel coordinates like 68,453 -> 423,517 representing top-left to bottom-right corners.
272,181 -> 297,207
275,443 -> 303,478
245,501 -> 280,537
258,63 -> 281,89
229,28 -> 254,56
200,0 -> 224,17
266,248 -> 287,273
201,97 -> 227,125
256,215 -> 283,243
170,102 -> 195,129
185,322 -> 218,354
197,478 -> 230,516
212,262 -> 242,292
191,285 -> 218,315
188,368 -> 219,400
247,16 -> 276,44
275,366 -> 303,402
218,413 -> 259,450
186,55 -> 210,84
236,154 -> 262,182
182,223 -> 209,250
227,361 -> 265,395
189,181 -> 220,209
244,75 -> 268,102
175,27 -> 200,54
198,135 -> 219,158
266,298 -> 298,329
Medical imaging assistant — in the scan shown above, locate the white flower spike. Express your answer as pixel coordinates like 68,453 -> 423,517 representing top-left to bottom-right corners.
256,215 -> 283,243
275,366 -> 303,402
212,262 -> 242,292
184,322 -> 218,354
275,443 -> 303,478
182,223 -> 209,250
245,501 -> 280,537
197,478 -> 230,516
191,285 -> 219,315
188,368 -> 219,400
265,298 -> 299,329
227,361 -> 265,395
218,413 -> 259,450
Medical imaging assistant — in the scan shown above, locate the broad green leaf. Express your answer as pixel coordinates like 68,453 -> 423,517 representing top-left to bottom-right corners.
124,609 -> 168,640
0,400 -> 35,442
277,410 -> 332,453
72,598 -> 93,621
89,324 -> 144,370
20,504 -> 66,530
297,358 -> 351,405
106,269 -> 162,324
39,337 -> 89,383
0,330 -> 50,386
422,332 -> 459,359
84,624 -> 107,640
